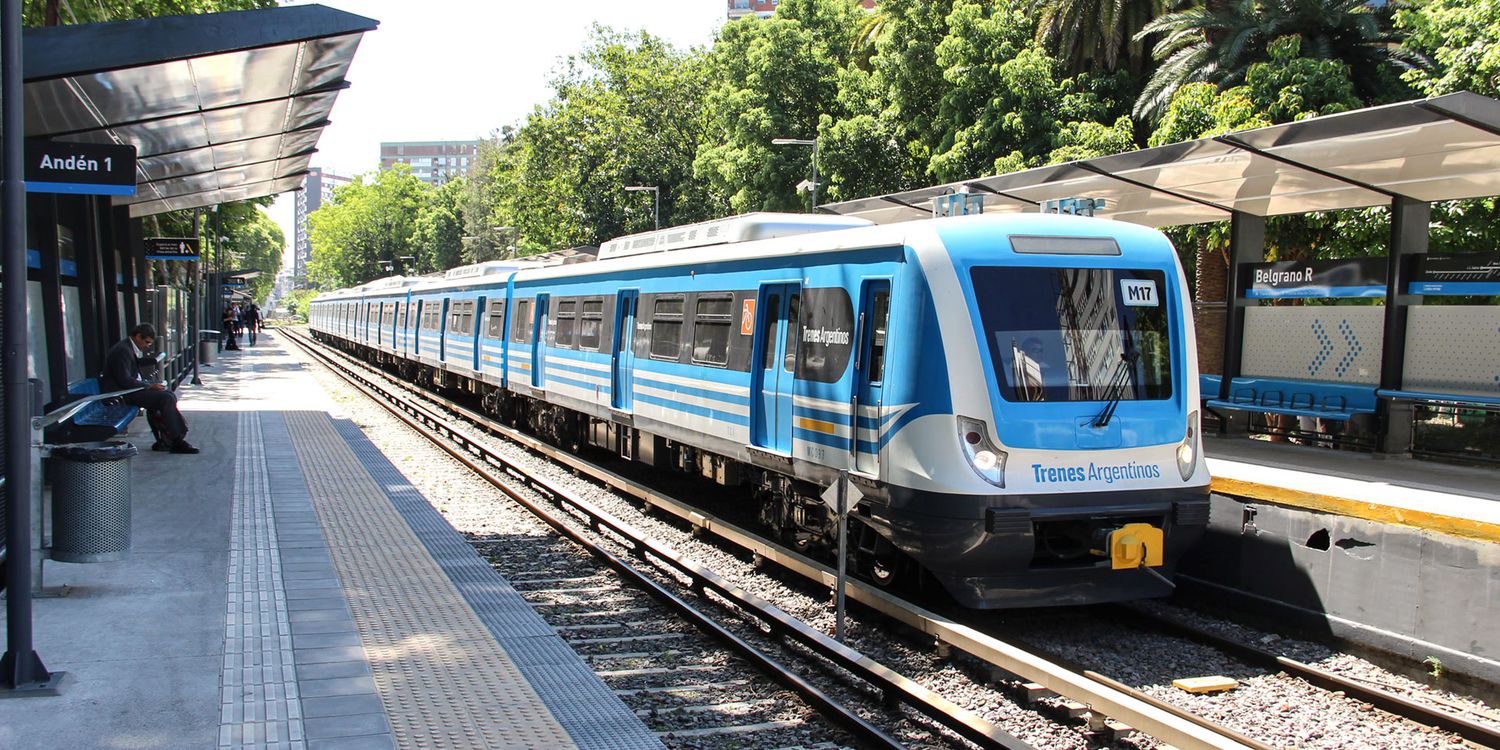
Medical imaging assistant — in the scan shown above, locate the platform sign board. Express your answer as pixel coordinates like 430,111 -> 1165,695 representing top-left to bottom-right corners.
1243,258 -> 1387,298
144,238 -> 200,261
25,140 -> 136,196
1408,252 -> 1500,296
222,277 -> 246,288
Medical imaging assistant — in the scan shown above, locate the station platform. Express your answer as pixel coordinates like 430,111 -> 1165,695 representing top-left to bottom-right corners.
1204,435 -> 1500,543
1194,435 -> 1500,685
0,332 -> 664,750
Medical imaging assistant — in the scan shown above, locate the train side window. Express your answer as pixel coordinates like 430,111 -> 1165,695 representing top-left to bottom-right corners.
448,303 -> 462,334
511,299 -> 532,343
868,290 -> 889,383
784,292 -> 800,373
650,296 -> 684,360
556,300 -> 577,348
485,300 -> 506,339
579,297 -> 604,350
760,293 -> 781,370
462,301 -> 476,335
691,294 -> 733,366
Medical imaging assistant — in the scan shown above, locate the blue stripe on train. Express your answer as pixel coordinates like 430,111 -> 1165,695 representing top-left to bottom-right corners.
634,375 -> 751,407
634,392 -> 749,427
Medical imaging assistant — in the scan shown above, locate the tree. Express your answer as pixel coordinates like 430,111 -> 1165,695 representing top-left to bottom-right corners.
414,177 -> 466,271
695,1 -> 863,213
1135,0 -> 1416,121
1396,0 -> 1500,99
482,28 -> 713,251
215,202 -> 283,303
1032,0 -> 1169,76
307,166 -> 431,288
24,0 -> 272,26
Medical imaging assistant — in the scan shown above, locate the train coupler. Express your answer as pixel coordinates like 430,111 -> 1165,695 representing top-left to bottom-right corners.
1091,522 -> 1164,571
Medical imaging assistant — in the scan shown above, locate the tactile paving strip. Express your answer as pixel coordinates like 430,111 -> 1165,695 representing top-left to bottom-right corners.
329,419 -> 664,750
220,409 -> 306,749
285,411 -> 664,749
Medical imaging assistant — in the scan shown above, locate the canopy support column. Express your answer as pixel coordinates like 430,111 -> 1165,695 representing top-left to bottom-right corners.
1377,198 -> 1430,455
1215,212 -> 1265,433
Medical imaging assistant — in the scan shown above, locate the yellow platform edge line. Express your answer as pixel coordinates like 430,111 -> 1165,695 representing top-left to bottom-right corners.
1210,476 -> 1500,545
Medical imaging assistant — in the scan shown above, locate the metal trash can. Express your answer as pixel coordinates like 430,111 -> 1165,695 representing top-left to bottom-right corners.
50,440 -> 138,563
200,329 -> 220,366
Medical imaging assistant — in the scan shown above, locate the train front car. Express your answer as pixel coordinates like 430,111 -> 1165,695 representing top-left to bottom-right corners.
887,213 -> 1210,608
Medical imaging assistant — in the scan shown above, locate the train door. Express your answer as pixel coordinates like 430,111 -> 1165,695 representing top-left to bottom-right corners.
438,298 -> 451,362
854,280 -> 891,475
531,294 -> 549,387
611,290 -> 638,410
751,283 -> 800,453
413,300 -> 424,356
472,295 -> 486,371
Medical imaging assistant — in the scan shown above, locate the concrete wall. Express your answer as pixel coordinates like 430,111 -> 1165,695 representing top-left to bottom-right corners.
1181,494 -> 1500,684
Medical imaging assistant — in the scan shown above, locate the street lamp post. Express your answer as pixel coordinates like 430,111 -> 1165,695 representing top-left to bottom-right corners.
624,185 -> 660,230
772,137 -> 819,212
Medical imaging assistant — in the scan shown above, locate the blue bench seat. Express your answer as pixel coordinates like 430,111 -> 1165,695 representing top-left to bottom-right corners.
1377,389 -> 1500,408
1203,376 -> 1377,422
66,378 -> 139,434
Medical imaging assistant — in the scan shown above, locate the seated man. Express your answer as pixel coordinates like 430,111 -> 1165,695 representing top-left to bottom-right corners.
102,323 -> 199,454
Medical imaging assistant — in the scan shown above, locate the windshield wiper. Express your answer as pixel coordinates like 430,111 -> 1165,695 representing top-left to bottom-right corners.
1092,351 -> 1139,427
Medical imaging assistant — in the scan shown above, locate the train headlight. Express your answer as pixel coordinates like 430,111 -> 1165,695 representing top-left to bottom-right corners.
1176,410 -> 1199,481
958,416 -> 1007,488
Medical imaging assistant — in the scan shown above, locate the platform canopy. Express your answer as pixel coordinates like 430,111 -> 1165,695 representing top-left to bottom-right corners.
23,4 -> 377,217
819,92 -> 1500,228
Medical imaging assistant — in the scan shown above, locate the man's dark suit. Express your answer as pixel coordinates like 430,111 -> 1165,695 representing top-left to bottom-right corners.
101,337 -> 188,443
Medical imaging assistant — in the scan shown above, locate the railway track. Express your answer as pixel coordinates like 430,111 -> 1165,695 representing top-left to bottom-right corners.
281,328 -> 1030,750
284,327 -> 1493,749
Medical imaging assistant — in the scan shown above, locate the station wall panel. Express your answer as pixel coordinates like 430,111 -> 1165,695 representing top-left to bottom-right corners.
1404,306 -> 1500,397
61,285 -> 85,384
27,281 -> 48,398
1241,306 -> 1384,384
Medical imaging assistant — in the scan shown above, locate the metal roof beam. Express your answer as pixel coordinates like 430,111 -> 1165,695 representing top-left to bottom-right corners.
1212,133 -> 1404,202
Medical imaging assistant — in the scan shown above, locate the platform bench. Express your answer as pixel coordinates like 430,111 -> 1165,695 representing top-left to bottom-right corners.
66,378 -> 139,434
1203,376 -> 1378,422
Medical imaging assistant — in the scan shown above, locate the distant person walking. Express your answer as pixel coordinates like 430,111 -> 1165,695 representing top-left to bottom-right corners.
245,304 -> 261,345
222,306 -> 240,351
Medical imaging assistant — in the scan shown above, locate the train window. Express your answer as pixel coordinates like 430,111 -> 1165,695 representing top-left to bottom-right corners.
555,300 -> 577,348
867,290 -> 890,383
650,296 -> 684,360
511,299 -> 532,343
485,301 -> 506,339
795,288 -> 854,383
579,298 -> 604,350
460,301 -> 476,335
760,293 -> 781,370
691,294 -> 733,366
448,303 -> 462,334
971,267 -> 1173,402
785,293 -> 800,373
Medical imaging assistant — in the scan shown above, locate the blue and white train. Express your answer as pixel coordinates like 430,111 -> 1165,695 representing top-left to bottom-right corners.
309,211 -> 1210,607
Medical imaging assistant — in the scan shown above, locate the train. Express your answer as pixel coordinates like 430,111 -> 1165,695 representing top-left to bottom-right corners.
308,210 -> 1211,608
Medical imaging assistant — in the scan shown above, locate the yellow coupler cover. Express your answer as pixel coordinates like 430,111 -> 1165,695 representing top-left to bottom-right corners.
1101,522 -> 1164,570
1173,676 -> 1239,694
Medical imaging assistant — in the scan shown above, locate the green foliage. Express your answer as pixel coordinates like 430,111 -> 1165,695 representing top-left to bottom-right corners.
307,166 -> 431,288
484,28 -> 713,252
23,0 -> 272,26
1031,0 -> 1168,75
1135,0 -> 1414,121
215,202 -> 283,304
415,177 -> 466,271
1396,0 -> 1500,98
283,289 -> 319,323
696,3 -> 861,213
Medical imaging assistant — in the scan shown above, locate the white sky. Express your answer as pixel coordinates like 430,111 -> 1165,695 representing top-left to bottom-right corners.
268,0 -> 726,270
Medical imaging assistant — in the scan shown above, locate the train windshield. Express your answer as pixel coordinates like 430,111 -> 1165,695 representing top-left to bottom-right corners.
971,266 -> 1173,402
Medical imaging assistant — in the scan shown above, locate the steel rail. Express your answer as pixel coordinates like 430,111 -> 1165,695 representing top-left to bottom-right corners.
282,330 -> 1030,750
290,329 -> 1258,750
1115,606 -> 1500,749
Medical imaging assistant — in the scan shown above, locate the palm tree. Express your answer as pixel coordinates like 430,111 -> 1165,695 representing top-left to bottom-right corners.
1032,0 -> 1173,76
1133,0 -> 1416,121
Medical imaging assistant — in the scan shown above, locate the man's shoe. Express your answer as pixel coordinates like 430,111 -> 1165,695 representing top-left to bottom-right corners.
170,441 -> 200,454
152,440 -> 170,452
